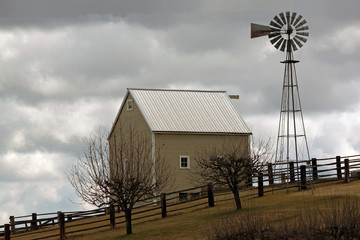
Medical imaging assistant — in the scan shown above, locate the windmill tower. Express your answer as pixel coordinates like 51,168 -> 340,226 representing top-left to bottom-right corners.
251,12 -> 310,179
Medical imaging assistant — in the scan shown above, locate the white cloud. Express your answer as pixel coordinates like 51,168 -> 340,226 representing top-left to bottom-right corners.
317,23 -> 360,54
0,182 -> 67,224
258,41 -> 277,61
306,109 -> 360,158
240,109 -> 360,161
1,97 -> 119,149
10,130 -> 26,150
0,184 -> 26,224
0,31 -> 20,60
1,151 -> 64,181
0,151 -> 84,224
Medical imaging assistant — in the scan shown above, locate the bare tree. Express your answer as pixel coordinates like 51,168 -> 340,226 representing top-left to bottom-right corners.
67,127 -> 171,234
195,137 -> 273,210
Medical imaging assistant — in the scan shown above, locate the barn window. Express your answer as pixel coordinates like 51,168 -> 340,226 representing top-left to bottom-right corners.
127,99 -> 133,111
180,156 -> 190,169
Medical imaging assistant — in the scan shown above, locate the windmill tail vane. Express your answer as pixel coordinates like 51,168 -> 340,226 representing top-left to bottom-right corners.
251,23 -> 272,38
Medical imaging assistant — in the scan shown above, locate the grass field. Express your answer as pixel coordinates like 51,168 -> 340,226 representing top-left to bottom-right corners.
65,180 -> 360,240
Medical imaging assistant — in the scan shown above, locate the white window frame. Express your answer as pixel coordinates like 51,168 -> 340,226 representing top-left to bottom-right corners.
179,155 -> 190,169
127,99 -> 133,111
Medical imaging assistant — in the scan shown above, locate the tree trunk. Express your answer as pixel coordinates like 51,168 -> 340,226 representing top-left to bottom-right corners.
125,209 -> 132,234
232,186 -> 242,210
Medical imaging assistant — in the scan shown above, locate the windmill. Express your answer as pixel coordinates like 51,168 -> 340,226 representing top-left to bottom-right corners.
251,12 -> 310,181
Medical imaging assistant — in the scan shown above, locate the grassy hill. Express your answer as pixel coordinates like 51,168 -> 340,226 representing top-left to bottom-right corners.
68,180 -> 360,240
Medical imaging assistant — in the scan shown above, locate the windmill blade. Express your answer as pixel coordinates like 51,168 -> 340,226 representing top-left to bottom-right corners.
274,37 -> 284,50
293,37 -> 303,48
251,23 -> 272,38
290,12 -> 297,24
286,12 -> 291,25
280,39 -> 287,52
270,27 -> 281,33
294,35 -> 307,43
269,32 -> 281,39
293,15 -> 303,26
279,12 -> 287,25
290,39 -> 298,51
295,19 -> 307,28
270,20 -> 282,29
270,34 -> 282,45
273,16 -> 284,27
296,26 -> 309,32
296,31 -> 309,37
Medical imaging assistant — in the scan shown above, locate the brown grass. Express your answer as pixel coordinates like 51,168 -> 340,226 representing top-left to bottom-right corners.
209,195 -> 360,239
209,181 -> 360,240
10,180 -> 360,240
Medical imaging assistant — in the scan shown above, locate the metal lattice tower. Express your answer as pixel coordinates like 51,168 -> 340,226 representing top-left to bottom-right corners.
251,11 -> 311,177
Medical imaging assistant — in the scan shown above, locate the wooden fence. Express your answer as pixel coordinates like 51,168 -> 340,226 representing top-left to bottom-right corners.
2,154 -> 360,240
1,184 -> 213,240
254,154 -> 360,191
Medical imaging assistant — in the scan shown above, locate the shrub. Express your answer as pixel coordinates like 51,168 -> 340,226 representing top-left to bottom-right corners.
208,208 -> 271,240
208,197 -> 360,240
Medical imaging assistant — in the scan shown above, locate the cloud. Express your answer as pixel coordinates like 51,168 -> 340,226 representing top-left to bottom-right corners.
0,181 -> 81,224
241,110 -> 360,161
0,151 -> 68,223
1,0 -> 360,225
0,0 -> 202,29
306,109 -> 360,158
0,151 -> 65,182
315,23 -> 360,57
0,23 -> 166,102
1,97 -> 120,153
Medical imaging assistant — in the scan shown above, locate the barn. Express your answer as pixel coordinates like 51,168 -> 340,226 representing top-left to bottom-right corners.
108,88 -> 251,193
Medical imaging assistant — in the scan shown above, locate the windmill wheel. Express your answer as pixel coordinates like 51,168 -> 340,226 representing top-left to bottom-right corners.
268,11 -> 309,52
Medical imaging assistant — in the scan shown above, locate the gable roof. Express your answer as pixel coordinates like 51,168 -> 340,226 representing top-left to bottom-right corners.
112,88 -> 251,135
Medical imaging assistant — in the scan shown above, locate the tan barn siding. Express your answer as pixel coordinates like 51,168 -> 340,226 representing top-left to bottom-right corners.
108,94 -> 152,168
155,133 -> 250,192
110,94 -> 152,140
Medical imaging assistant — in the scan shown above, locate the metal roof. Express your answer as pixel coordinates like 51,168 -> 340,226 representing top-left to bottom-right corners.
128,88 -> 251,134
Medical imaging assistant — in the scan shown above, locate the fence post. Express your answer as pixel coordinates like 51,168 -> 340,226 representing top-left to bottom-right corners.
258,173 -> 264,197
9,216 -> 15,234
311,158 -> 318,180
336,156 -> 342,179
207,183 -> 214,207
31,213 -> 37,230
268,163 -> 274,185
161,193 -> 167,218
281,173 -> 286,183
109,205 -> 115,229
4,224 -> 10,240
289,161 -> 295,183
57,212 -> 65,240
246,171 -> 253,187
300,165 -> 307,190
344,158 -> 350,183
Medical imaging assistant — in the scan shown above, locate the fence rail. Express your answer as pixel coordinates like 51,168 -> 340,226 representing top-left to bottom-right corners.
2,154 -> 360,240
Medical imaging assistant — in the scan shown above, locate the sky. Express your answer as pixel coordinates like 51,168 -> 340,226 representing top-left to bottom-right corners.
1,0 -> 360,224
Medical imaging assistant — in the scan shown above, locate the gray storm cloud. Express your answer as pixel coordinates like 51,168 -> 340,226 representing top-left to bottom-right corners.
1,0 -> 360,223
